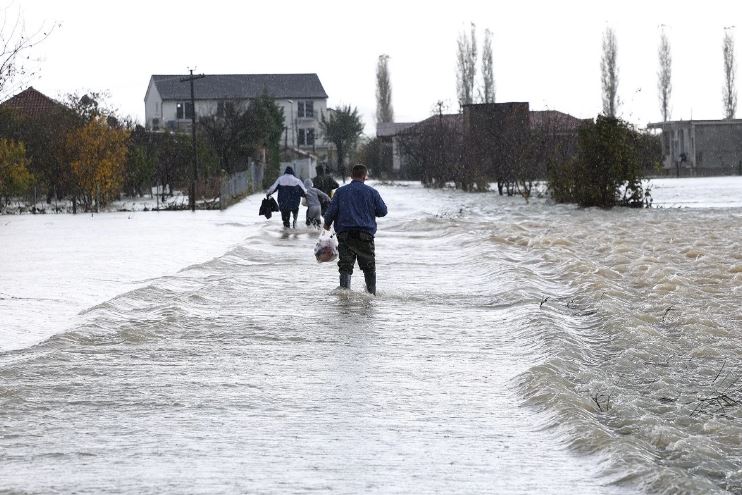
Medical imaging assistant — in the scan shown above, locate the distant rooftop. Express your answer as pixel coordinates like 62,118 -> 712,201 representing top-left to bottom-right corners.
378,106 -> 586,137
150,74 -> 328,101
0,87 -> 68,117
648,118 -> 742,128
529,110 -> 587,130
376,122 -> 416,137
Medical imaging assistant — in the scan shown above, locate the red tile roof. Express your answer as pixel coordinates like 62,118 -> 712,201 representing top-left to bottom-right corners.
0,87 -> 67,118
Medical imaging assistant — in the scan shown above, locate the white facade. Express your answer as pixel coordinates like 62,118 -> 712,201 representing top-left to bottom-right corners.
143,77 -> 329,152
276,98 -> 329,150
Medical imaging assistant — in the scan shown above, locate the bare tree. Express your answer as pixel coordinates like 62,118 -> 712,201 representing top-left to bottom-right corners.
723,29 -> 737,119
397,109 -> 463,189
601,27 -> 619,117
456,22 -> 478,106
658,30 -> 672,122
375,54 -> 394,123
0,6 -> 56,99
480,28 -> 495,103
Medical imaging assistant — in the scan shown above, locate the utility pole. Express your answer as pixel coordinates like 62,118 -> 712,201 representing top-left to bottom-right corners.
181,69 -> 205,211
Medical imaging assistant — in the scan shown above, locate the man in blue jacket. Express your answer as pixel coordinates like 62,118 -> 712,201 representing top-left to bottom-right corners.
323,164 -> 387,294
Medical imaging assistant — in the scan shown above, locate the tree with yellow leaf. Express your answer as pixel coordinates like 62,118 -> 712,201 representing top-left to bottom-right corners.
67,117 -> 129,212
0,138 -> 33,207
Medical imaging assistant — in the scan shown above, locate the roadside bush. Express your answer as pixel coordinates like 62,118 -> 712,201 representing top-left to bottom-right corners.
0,138 -> 33,206
549,115 -> 654,208
67,117 -> 129,211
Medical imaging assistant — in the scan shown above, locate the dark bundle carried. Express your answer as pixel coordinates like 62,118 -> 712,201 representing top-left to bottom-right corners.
259,196 -> 280,219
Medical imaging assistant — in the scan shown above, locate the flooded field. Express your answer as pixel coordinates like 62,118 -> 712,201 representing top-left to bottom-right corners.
1,177 -> 740,493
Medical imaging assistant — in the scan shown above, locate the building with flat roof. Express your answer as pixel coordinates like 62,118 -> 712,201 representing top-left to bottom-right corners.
648,119 -> 742,176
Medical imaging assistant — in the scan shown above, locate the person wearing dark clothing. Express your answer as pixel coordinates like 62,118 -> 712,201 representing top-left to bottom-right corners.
266,166 -> 307,228
323,164 -> 387,294
313,165 -> 340,198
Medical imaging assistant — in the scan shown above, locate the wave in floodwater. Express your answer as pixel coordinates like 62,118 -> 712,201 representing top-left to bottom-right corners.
1,181 -> 741,494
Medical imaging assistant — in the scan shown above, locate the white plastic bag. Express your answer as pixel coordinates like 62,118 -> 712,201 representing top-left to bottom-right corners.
314,229 -> 338,263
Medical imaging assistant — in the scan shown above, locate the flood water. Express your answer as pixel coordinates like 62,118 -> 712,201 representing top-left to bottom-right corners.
1,177 -> 741,494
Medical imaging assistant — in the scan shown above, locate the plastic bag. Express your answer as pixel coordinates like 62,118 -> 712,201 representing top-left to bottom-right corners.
314,230 -> 338,263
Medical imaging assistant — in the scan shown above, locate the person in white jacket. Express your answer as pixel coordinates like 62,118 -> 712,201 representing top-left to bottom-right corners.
303,178 -> 331,228
266,167 -> 307,228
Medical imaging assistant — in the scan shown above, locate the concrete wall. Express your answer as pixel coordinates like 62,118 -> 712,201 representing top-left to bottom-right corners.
694,123 -> 742,175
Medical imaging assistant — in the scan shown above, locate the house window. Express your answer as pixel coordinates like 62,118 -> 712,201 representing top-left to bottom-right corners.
297,100 -> 314,118
176,102 -> 194,119
297,128 -> 315,146
216,100 -> 234,117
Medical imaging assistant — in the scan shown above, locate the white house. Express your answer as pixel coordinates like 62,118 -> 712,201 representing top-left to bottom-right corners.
144,73 -> 329,152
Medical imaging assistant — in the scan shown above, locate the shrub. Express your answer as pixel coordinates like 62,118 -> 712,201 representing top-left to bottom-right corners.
549,115 -> 654,208
0,138 -> 33,205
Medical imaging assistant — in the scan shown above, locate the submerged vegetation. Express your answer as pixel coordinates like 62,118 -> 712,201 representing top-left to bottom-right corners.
549,115 -> 659,208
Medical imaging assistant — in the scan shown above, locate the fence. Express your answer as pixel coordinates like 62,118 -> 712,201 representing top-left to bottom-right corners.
219,169 -> 250,210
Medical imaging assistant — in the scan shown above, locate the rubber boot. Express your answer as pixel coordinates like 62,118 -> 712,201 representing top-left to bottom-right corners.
340,273 -> 351,290
363,270 -> 376,295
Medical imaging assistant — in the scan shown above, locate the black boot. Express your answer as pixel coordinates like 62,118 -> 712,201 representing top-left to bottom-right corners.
340,273 -> 351,289
363,270 -> 376,295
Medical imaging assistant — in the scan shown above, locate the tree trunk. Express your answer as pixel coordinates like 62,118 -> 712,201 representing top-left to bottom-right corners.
337,142 -> 345,183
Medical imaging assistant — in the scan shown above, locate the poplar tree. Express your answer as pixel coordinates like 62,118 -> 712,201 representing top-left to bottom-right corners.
376,54 -> 394,123
456,23 -> 478,106
601,27 -> 619,118
480,28 -> 495,103
723,29 -> 737,119
658,31 -> 672,122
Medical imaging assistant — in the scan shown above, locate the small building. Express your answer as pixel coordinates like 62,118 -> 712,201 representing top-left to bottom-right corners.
376,122 -> 415,173
144,73 -> 330,154
380,102 -> 584,179
647,119 -> 742,176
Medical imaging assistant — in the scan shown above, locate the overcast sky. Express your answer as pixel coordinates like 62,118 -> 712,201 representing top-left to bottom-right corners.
9,0 -> 742,133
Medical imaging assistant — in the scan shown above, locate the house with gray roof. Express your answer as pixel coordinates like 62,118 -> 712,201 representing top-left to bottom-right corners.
144,73 -> 329,152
